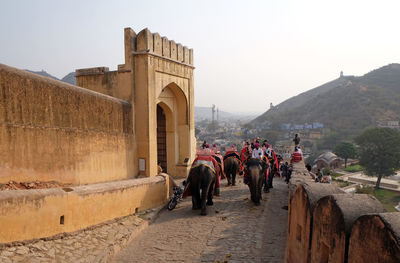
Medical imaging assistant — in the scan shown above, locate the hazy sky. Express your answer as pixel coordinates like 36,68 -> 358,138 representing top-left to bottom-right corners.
1,0 -> 399,113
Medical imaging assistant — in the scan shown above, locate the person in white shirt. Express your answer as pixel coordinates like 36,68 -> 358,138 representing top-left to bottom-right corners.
264,145 -> 272,158
252,143 -> 264,159
296,146 -> 303,155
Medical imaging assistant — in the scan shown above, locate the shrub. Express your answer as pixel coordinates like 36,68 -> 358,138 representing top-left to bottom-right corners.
343,164 -> 364,173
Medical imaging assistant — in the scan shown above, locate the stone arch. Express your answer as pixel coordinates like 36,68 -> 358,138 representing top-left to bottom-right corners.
156,82 -> 188,125
156,82 -> 191,177
156,102 -> 174,174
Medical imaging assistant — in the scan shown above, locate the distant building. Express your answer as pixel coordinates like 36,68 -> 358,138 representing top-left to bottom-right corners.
378,120 -> 399,130
315,152 -> 342,170
304,123 -> 313,129
294,124 -> 304,130
313,122 -> 324,129
309,131 -> 323,139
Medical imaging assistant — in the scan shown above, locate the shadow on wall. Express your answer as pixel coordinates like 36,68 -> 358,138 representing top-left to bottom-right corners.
0,64 -> 136,185
0,175 -> 170,244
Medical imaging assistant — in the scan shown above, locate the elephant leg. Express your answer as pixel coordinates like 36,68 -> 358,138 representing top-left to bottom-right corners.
269,172 -> 274,188
264,174 -> 269,193
201,182 -> 212,216
206,180 -> 214,206
192,184 -> 201,210
232,171 -> 236,186
226,172 -> 231,186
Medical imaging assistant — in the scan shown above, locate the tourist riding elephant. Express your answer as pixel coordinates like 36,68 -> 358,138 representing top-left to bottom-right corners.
187,164 -> 216,215
246,159 -> 265,205
224,157 -> 240,186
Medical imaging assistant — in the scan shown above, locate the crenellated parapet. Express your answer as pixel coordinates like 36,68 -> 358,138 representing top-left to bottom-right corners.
123,27 -> 193,67
285,159 -> 400,263
75,27 -> 196,179
76,27 -> 194,102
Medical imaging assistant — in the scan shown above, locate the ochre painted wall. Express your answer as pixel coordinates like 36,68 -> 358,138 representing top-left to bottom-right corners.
76,28 -> 196,178
0,64 -> 137,185
0,176 -> 169,244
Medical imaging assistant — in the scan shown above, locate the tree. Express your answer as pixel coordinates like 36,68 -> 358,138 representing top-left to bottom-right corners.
355,128 -> 400,189
333,142 -> 358,168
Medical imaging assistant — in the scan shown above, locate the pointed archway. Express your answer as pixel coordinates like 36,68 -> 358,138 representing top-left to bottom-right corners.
157,105 -> 167,173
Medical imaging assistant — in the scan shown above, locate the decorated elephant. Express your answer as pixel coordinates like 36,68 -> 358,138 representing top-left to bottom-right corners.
224,157 -> 239,186
186,163 -> 217,215
245,158 -> 266,205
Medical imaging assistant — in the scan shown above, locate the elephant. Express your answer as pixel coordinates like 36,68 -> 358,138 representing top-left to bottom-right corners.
224,157 -> 240,186
187,163 -> 216,215
246,159 -> 266,205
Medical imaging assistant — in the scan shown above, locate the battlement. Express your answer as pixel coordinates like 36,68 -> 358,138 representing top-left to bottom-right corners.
75,67 -> 109,77
76,28 -> 194,80
123,27 -> 194,66
286,160 -> 400,262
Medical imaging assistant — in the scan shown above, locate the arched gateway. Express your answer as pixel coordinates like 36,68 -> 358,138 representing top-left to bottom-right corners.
76,27 -> 195,178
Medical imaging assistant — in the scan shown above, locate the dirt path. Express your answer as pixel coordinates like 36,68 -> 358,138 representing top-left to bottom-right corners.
113,178 -> 288,263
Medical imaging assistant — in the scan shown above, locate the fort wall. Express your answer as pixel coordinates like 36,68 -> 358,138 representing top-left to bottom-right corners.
0,64 -> 136,185
76,27 -> 196,179
0,27 -> 194,245
285,161 -> 400,262
0,175 -> 169,244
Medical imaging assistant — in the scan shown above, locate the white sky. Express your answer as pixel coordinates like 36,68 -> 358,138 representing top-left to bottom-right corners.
1,0 -> 399,113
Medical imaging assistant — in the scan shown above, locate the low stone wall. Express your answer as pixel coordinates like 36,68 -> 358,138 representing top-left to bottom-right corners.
0,176 -> 169,244
285,160 -> 400,263
286,183 -> 343,263
310,194 -> 385,263
0,64 -> 136,185
348,213 -> 400,263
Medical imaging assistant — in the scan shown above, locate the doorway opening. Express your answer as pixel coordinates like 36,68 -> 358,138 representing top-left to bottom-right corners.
157,105 -> 167,173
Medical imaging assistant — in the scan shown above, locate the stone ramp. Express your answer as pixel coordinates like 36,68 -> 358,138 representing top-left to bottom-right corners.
112,179 -> 288,263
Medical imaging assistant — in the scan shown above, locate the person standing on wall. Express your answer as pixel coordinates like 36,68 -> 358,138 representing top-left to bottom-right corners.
293,134 -> 300,147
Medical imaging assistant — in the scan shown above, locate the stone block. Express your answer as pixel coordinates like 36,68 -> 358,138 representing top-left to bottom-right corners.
177,43 -> 183,62
183,46 -> 189,64
170,40 -> 177,60
189,49 -> 194,65
310,194 -> 386,263
75,67 -> 109,77
286,183 -> 343,263
153,33 -> 162,55
137,28 -> 153,52
348,212 -> 400,263
124,27 -> 136,64
162,37 -> 170,58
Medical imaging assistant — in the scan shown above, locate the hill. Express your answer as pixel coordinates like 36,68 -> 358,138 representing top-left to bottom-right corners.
26,70 -> 59,81
60,72 -> 76,85
253,64 -> 400,136
25,70 -> 76,85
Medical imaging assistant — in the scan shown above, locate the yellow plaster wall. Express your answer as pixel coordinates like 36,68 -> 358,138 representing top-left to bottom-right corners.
74,28 -> 195,179
0,176 -> 169,244
0,64 -> 136,185
75,68 -> 133,102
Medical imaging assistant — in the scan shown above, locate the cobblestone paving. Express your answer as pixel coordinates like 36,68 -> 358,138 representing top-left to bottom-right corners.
113,178 -> 289,263
0,208 -> 160,263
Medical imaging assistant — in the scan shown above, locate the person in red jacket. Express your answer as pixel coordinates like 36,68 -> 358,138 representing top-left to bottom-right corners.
290,147 -> 303,163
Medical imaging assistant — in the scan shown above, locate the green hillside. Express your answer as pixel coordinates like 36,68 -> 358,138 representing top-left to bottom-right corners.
253,64 -> 400,137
